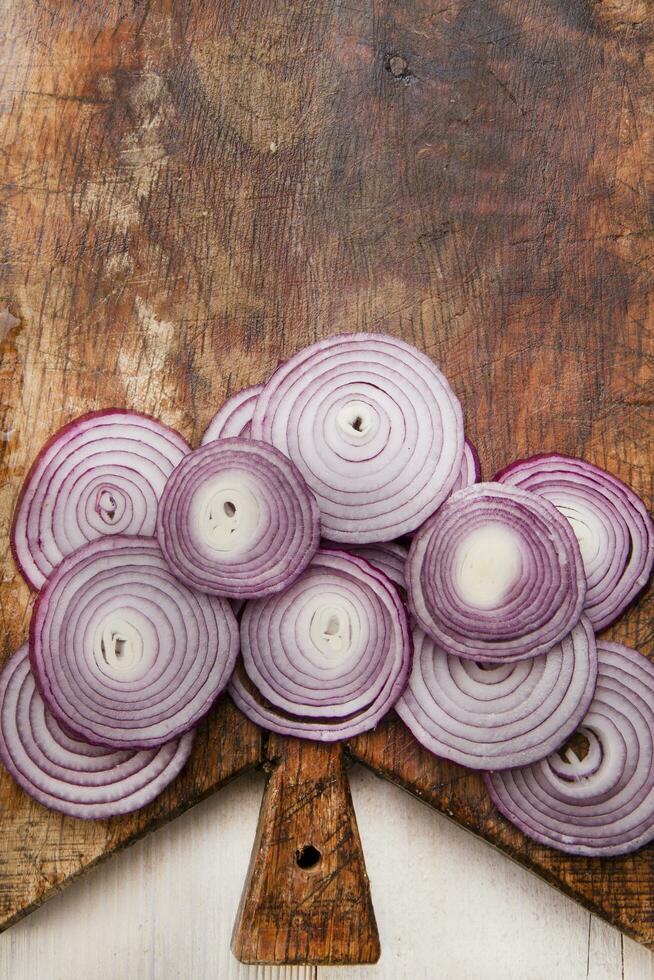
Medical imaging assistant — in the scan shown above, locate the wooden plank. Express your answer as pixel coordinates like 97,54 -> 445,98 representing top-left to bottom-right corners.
0,0 -> 652,953
232,738 -> 379,965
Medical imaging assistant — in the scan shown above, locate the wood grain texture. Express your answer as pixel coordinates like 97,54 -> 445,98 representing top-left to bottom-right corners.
0,0 -> 653,957
232,738 -> 379,965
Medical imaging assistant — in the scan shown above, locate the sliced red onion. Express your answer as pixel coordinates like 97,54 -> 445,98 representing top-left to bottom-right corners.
451,438 -> 481,492
250,334 -> 464,542
30,535 -> 239,748
495,454 -> 654,631
327,542 -> 408,593
12,410 -> 190,591
408,483 -> 586,663
396,618 -> 597,770
228,549 -> 411,741
157,438 -> 320,598
201,384 -> 263,443
485,641 -> 654,856
0,645 -> 194,819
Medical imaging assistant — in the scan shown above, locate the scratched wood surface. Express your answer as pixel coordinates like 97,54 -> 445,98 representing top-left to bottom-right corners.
0,0 -> 653,957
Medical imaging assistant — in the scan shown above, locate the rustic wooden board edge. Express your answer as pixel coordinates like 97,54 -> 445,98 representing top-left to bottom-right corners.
0,762 -> 258,936
346,730 -> 654,953
0,698 -> 263,936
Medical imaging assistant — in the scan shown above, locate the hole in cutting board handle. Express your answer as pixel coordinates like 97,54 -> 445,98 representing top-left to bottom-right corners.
295,844 -> 322,871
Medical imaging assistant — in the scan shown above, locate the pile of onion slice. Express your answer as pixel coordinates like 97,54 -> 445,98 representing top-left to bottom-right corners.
201,384 -> 263,443
495,454 -> 654,630
229,550 -> 411,740
396,619 -> 597,770
157,438 -> 320,598
12,410 -> 190,590
31,536 -> 239,747
0,645 -> 194,819
485,641 -> 654,856
4,332 -> 653,841
408,483 -> 587,663
250,333 -> 465,542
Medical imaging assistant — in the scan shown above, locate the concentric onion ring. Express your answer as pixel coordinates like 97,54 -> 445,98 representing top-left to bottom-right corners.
201,384 -> 263,443
0,645 -> 194,819
451,438 -> 481,492
250,334 -> 464,542
228,549 -> 411,741
12,410 -> 190,590
326,541 -> 408,593
495,454 -> 654,630
407,483 -> 586,663
157,438 -> 320,598
30,535 -> 239,748
485,641 -> 654,856
396,618 -> 597,770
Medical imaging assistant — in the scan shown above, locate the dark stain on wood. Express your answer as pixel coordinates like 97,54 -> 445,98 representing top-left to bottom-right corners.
0,0 -> 653,961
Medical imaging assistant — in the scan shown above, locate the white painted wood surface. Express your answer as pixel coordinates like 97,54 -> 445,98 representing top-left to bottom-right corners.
1,766 -> 652,980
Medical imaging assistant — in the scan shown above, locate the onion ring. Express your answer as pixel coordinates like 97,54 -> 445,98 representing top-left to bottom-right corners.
157,438 -> 320,598
30,535 -> 239,748
250,334 -> 464,542
0,645 -> 194,819
396,618 -> 597,769
485,641 -> 654,856
12,410 -> 190,590
407,483 -> 586,662
229,549 -> 411,740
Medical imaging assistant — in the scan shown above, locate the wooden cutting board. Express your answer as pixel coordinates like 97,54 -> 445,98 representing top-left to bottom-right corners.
1,0 -> 653,963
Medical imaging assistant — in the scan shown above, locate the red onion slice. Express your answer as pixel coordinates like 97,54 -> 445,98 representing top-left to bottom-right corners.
228,549 -> 411,741
408,483 -> 586,663
0,645 -> 194,819
30,535 -> 239,748
495,454 -> 654,630
12,410 -> 190,590
451,438 -> 481,492
250,334 -> 464,542
201,384 -> 263,443
485,641 -> 654,856
325,541 -> 408,593
396,618 -> 597,770
157,438 -> 320,598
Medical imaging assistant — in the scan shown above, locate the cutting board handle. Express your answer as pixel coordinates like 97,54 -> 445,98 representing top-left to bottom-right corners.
231,734 -> 380,965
